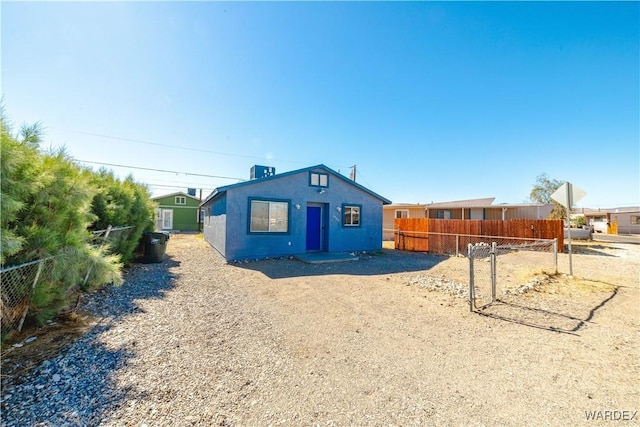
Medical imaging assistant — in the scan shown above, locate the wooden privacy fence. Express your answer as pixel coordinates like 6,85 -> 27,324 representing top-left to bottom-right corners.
394,219 -> 564,254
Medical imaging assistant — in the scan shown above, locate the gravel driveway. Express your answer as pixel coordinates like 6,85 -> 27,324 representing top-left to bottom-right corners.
2,234 -> 638,426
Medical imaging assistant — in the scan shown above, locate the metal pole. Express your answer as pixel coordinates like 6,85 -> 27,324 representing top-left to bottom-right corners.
553,238 -> 558,275
491,242 -> 497,303
199,188 -> 203,232
17,260 -> 44,332
104,224 -> 113,241
566,183 -> 573,277
468,243 -> 474,312
82,264 -> 94,289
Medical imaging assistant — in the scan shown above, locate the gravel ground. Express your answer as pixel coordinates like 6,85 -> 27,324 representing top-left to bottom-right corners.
1,234 -> 639,426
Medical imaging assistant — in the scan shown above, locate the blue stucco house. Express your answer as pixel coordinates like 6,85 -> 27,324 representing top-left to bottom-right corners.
201,164 -> 392,261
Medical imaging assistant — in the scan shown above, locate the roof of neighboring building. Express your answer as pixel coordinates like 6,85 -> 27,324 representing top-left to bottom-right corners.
385,203 -> 427,208
582,207 -> 640,216
201,164 -> 392,206
425,197 -> 554,209
425,197 -> 496,208
151,191 -> 200,201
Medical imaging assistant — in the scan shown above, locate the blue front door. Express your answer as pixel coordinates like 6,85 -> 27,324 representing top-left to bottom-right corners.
306,206 -> 322,251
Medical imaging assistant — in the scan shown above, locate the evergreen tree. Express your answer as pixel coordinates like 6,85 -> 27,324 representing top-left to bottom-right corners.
1,110 -> 123,326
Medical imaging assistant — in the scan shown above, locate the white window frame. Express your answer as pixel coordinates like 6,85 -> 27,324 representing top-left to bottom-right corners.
175,196 -> 186,205
310,172 -> 329,187
395,209 -> 409,219
342,204 -> 361,227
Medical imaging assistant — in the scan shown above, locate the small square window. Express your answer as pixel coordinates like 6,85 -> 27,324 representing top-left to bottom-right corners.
175,196 -> 186,205
310,172 -> 329,187
343,204 -> 361,227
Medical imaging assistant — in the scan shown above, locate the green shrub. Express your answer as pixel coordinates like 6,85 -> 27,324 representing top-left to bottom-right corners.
1,111 -> 155,327
89,170 -> 156,264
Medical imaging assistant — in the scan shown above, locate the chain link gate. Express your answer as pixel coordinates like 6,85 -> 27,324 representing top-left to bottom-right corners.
468,243 -> 497,311
469,239 -> 558,312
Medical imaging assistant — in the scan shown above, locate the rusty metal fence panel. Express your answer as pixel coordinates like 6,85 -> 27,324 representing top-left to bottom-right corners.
1,226 -> 133,340
1,257 -> 58,336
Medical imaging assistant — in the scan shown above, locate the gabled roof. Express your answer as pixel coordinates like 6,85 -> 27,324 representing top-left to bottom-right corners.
152,191 -> 200,201
201,164 -> 391,206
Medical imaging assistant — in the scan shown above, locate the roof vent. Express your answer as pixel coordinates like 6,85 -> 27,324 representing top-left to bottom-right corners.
250,165 -> 276,180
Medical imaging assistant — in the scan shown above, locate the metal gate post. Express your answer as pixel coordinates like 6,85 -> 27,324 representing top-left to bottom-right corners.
553,238 -> 558,275
490,242 -> 497,303
468,243 -> 474,312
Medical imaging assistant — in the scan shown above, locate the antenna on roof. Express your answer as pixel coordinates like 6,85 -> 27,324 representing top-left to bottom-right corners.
350,164 -> 356,182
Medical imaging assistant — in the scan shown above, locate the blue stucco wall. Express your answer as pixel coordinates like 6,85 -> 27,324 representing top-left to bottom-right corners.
203,168 -> 385,261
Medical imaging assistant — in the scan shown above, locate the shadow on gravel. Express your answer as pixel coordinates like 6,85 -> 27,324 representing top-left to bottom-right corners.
0,254 -> 180,426
474,288 -> 619,336
233,249 -> 448,279
84,255 -> 181,320
1,326 -> 148,426
569,245 -> 624,257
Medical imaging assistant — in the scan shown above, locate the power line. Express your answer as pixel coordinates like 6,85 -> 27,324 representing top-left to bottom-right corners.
145,183 -> 215,191
65,129 -> 308,165
76,159 -> 246,181
144,177 -> 219,187
57,128 -> 356,171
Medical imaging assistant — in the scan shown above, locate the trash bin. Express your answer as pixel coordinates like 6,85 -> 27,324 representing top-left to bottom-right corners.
142,231 -> 170,263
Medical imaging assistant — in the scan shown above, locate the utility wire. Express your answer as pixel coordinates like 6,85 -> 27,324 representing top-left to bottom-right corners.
57,128 -> 354,170
68,130 -> 307,165
145,183 -> 215,191
76,159 -> 246,181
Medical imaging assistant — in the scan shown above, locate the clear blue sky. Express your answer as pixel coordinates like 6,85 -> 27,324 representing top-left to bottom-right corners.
3,1 -> 638,208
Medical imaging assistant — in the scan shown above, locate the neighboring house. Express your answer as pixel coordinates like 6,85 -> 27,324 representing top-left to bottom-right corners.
383,198 -> 554,240
152,191 -> 201,232
583,208 -> 640,235
425,198 -> 555,221
201,164 -> 391,261
382,204 -> 427,240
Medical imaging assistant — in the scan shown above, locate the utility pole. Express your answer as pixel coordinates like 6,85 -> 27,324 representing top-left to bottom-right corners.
350,164 -> 356,182
198,188 -> 203,232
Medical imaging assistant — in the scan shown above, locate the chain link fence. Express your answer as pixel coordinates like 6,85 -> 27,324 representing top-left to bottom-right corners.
469,238 -> 558,311
1,226 -> 133,340
91,225 -> 134,250
1,258 -> 58,337
393,229 -> 560,258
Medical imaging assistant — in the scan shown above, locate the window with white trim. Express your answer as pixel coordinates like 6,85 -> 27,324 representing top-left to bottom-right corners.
343,204 -> 361,227
175,196 -> 186,205
249,199 -> 289,233
310,172 -> 329,187
395,209 -> 409,219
